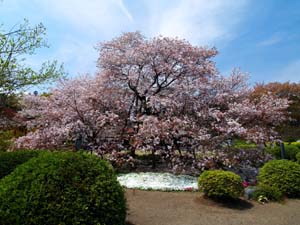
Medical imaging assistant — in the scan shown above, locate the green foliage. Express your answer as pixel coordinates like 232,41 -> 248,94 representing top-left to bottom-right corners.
231,139 -> 257,149
296,152 -> 300,163
0,129 -> 27,151
0,93 -> 20,110
257,195 -> 269,204
198,170 -> 244,199
266,142 -> 300,161
0,19 -> 65,129
0,19 -> 64,94
252,184 -> 283,202
0,151 -> 126,225
291,141 -> 300,148
258,160 -> 300,197
0,150 -> 40,179
0,130 -> 14,151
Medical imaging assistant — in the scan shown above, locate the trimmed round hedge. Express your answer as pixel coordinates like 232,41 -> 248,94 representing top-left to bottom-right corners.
0,150 -> 40,179
252,184 -> 283,202
198,170 -> 244,199
0,151 -> 126,225
258,160 -> 300,198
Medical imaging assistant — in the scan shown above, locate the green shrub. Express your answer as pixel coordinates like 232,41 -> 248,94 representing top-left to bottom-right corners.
292,141 -> 300,149
198,170 -> 244,199
284,144 -> 300,160
258,160 -> 300,198
266,143 -> 300,161
252,184 -> 283,202
296,152 -> 300,163
232,139 -> 257,149
0,150 -> 40,179
0,152 -> 126,225
0,130 -> 14,152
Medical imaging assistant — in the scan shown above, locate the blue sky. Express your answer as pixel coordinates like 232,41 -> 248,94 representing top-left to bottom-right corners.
1,0 -> 299,85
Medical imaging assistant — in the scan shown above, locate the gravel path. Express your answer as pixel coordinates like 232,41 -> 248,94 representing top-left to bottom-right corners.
126,189 -> 300,225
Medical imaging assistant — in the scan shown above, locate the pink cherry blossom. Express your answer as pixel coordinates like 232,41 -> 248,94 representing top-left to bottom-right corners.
15,32 -> 289,173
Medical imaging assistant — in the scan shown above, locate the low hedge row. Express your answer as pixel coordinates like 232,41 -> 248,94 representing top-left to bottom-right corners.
266,142 -> 300,161
0,150 -> 40,179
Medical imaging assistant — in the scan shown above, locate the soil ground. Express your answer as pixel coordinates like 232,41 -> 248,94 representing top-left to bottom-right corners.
125,189 -> 300,225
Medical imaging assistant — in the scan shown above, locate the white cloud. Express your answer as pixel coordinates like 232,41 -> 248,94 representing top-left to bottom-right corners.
54,37 -> 99,76
25,36 -> 98,77
258,34 -> 282,47
1,0 -> 250,76
33,0 -> 133,36
143,0 -> 249,45
29,0 -> 249,45
6,0 -> 134,76
275,59 -> 300,83
116,0 -> 133,22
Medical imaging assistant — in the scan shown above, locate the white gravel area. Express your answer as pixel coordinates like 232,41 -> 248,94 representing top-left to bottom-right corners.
117,172 -> 198,191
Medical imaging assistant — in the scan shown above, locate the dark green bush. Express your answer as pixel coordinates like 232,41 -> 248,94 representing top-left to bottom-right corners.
293,142 -> 300,148
198,170 -> 244,199
252,184 -> 283,202
0,150 -> 40,179
284,144 -> 300,160
296,152 -> 300,163
258,160 -> 300,198
266,143 -> 300,161
0,152 -> 126,225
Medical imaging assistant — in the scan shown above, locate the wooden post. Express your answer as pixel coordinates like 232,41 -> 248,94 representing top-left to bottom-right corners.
280,142 -> 286,159
75,134 -> 82,151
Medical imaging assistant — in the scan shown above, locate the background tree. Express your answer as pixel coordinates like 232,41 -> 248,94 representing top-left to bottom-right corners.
0,19 -> 64,128
252,82 -> 300,141
0,19 -> 63,94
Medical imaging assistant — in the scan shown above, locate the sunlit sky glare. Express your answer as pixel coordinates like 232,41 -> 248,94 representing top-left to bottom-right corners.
1,0 -> 300,85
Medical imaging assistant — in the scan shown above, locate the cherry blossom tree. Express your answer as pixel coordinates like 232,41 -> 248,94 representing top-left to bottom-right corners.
15,75 -> 127,152
15,32 -> 289,173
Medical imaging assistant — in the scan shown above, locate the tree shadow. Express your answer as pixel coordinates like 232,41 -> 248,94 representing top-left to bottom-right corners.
213,198 -> 254,210
195,196 -> 254,210
126,221 -> 136,225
